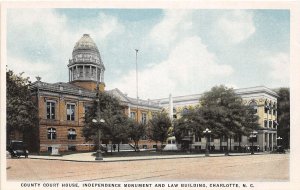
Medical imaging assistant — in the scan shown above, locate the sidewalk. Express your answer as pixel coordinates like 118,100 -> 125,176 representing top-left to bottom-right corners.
27,152 -> 268,162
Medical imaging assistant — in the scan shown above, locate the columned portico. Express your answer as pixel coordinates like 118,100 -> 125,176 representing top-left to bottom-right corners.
266,133 -> 269,151
270,133 -> 273,151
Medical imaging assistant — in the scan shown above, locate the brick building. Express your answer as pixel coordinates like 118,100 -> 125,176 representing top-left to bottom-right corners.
30,34 -> 161,152
28,34 -> 279,153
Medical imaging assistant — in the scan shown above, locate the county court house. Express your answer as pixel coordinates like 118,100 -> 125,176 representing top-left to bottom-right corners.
28,34 -> 278,152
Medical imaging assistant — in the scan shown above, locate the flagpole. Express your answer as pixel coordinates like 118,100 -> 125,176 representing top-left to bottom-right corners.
135,49 -> 139,123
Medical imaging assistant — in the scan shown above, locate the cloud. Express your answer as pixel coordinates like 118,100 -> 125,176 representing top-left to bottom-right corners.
150,10 -> 194,49
7,9 -> 124,83
7,57 -> 54,82
110,36 -> 234,99
95,13 -> 125,41
268,53 -> 289,81
215,10 -> 255,44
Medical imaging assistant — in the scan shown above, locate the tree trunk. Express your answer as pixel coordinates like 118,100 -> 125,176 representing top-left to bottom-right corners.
225,135 -> 229,156
229,135 -> 232,152
238,135 -> 241,152
110,143 -> 113,155
118,143 -> 120,152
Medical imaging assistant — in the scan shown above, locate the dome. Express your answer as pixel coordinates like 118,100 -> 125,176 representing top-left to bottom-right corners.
71,34 -> 102,64
68,34 -> 105,86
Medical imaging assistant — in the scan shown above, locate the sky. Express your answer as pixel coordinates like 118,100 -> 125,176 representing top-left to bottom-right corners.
6,9 -> 290,99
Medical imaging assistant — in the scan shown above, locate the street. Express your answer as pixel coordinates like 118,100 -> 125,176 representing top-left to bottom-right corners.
7,154 -> 289,182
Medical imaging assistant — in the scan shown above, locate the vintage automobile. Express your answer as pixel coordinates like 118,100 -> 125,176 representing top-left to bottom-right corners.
7,140 -> 29,158
276,145 -> 286,154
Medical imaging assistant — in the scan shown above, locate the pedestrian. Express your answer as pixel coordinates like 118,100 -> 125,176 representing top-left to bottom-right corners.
113,144 -> 116,151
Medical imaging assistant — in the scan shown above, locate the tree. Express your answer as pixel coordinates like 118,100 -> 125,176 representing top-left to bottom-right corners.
148,112 -> 172,151
174,108 -> 207,151
6,70 -> 39,152
127,120 -> 146,151
199,85 -> 259,154
83,91 -> 129,153
276,88 -> 290,148
243,105 -> 260,153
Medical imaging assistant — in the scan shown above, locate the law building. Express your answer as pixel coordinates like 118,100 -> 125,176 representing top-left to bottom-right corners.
28,34 -> 279,153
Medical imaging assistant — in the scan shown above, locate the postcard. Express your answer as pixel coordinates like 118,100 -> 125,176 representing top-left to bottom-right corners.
1,1 -> 300,190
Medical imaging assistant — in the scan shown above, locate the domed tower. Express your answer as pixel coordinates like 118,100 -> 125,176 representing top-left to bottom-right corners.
68,34 -> 105,91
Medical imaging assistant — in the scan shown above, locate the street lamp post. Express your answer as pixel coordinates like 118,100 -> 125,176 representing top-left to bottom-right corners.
203,128 -> 211,156
92,118 -> 105,160
93,74 -> 105,161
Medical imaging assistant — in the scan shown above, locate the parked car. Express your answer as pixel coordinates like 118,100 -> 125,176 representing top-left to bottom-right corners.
276,146 -> 286,154
7,140 -> 29,158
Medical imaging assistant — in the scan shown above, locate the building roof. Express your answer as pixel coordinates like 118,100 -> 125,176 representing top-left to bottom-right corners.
153,86 -> 279,105
107,88 -> 161,109
73,34 -> 100,55
30,80 -> 278,109
30,81 -> 96,98
30,81 -> 161,109
69,34 -> 104,67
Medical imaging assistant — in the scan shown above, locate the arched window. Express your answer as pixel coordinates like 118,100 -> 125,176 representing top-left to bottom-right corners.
249,101 -> 258,114
47,128 -> 56,140
68,128 -> 77,140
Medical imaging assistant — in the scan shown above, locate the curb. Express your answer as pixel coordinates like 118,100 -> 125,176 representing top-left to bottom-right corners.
27,153 -> 268,163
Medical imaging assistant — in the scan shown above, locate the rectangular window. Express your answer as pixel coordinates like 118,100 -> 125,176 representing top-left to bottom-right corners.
195,134 -> 201,142
142,113 -> 147,125
195,146 -> 201,150
130,112 -> 136,120
234,135 -> 241,142
68,129 -> 77,140
47,147 -> 52,152
264,120 -> 268,128
269,120 -> 273,128
250,136 -> 257,143
264,107 -> 268,114
67,104 -> 75,121
46,101 -> 55,119
47,128 -> 56,140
